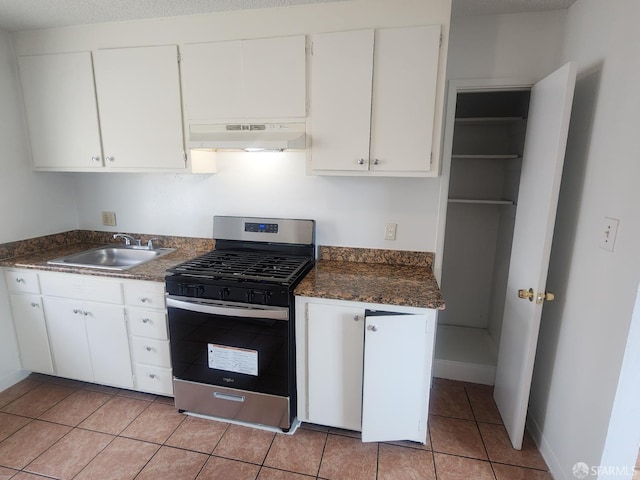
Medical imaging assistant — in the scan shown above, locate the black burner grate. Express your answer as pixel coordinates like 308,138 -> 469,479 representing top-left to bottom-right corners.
169,250 -> 312,283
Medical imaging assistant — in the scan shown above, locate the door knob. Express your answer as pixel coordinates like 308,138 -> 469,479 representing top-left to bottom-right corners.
536,291 -> 556,304
518,288 -> 534,302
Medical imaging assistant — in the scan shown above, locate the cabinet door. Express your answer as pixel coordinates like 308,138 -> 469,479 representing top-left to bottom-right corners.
84,302 -> 133,388
361,312 -> 433,443
182,35 -> 306,121
9,294 -> 54,374
181,40 -> 243,121
370,25 -> 441,173
18,52 -> 103,170
307,303 -> 365,431
242,35 -> 306,119
93,45 -> 185,169
310,30 -> 374,172
44,297 -> 94,382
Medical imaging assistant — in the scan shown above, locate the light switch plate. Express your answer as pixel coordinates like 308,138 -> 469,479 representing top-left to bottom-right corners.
102,211 -> 117,227
600,216 -> 619,252
385,223 -> 397,241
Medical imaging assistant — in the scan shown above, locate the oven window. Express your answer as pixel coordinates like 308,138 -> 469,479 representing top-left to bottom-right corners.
168,306 -> 290,397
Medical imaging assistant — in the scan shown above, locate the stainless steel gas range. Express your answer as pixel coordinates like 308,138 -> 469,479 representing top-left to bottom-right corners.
165,216 -> 315,431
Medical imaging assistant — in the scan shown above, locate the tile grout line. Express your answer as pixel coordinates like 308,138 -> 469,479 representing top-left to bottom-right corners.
463,385 -> 498,479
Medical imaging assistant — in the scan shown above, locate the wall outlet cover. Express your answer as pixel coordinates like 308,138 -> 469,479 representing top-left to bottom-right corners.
102,211 -> 117,227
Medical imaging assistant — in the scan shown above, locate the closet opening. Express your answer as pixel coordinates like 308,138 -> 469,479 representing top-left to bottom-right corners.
436,89 -> 531,385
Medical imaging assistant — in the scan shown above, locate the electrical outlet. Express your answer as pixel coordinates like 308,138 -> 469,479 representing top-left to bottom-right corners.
385,223 -> 397,241
600,216 -> 619,252
102,211 -> 117,227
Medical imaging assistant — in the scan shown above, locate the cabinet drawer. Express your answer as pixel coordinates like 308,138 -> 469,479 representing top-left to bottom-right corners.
5,270 -> 40,294
128,308 -> 168,340
131,336 -> 171,367
124,281 -> 165,309
135,364 -> 173,396
40,272 -> 123,304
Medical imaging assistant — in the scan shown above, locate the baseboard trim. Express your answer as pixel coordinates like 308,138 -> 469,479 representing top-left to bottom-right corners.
0,369 -> 29,392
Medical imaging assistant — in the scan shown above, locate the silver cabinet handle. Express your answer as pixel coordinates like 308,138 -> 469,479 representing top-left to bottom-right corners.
149,374 -> 157,379
106,156 -> 115,162
373,159 -> 380,165
367,325 -> 378,332
73,309 -> 82,314
91,156 -> 101,163
15,278 -> 25,283
140,297 -> 150,303
357,158 -> 365,165
353,315 -> 360,322
142,318 -> 150,324
83,311 -> 92,317
30,302 -> 39,308
145,346 -> 153,352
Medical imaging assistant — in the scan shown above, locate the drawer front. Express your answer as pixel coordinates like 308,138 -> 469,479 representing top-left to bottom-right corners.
124,281 -> 165,310
128,308 -> 168,340
135,364 -> 173,396
5,270 -> 40,294
131,336 -> 171,367
40,272 -> 123,304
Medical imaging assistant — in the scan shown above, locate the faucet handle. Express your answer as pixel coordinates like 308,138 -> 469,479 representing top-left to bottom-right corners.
113,233 -> 132,246
147,238 -> 159,250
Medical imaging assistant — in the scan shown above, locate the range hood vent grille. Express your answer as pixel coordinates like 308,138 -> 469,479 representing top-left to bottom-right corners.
188,122 -> 306,151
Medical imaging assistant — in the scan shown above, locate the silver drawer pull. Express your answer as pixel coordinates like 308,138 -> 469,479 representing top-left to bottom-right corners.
142,318 -> 150,324
30,302 -> 39,308
353,315 -> 360,322
214,392 -> 245,403
367,325 -> 378,332
73,309 -> 82,314
140,297 -> 150,303
145,346 -> 153,352
148,374 -> 157,379
83,311 -> 92,317
15,278 -> 25,283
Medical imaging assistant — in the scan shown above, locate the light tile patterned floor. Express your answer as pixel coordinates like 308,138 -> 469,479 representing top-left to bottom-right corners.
0,375 -> 552,479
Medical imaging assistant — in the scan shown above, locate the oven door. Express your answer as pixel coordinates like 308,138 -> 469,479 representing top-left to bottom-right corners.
167,296 -> 290,398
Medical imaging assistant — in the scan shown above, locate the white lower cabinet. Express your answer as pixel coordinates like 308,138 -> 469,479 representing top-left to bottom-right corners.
124,280 -> 173,396
5,268 -> 172,395
43,295 -> 133,389
296,296 -> 436,444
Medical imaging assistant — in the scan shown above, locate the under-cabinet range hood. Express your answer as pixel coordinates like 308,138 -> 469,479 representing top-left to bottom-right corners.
187,122 -> 306,151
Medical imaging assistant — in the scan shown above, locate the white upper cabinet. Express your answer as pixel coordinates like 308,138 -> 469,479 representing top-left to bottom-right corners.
18,46 -> 197,172
310,29 -> 375,172
18,52 -> 103,170
93,45 -> 185,170
310,25 -> 442,176
181,35 -> 306,122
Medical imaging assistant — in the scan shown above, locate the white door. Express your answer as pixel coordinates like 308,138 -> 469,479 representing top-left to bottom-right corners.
10,294 -> 54,374
306,303 -> 365,431
494,62 -> 577,449
310,29 -> 374,172
93,45 -> 185,170
361,312 -> 432,443
18,52 -> 103,170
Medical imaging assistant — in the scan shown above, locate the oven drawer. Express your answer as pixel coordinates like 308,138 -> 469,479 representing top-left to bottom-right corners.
124,281 -> 165,310
128,308 -> 168,340
131,336 -> 171,367
135,364 -> 173,396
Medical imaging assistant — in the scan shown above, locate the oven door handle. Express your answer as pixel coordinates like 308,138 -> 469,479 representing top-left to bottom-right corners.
166,297 -> 288,321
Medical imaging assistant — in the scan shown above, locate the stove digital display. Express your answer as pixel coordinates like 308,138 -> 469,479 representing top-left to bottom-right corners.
245,222 -> 279,233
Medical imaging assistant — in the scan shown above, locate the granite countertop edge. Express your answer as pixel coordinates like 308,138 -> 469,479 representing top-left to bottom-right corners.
295,246 -> 445,310
0,230 -> 214,282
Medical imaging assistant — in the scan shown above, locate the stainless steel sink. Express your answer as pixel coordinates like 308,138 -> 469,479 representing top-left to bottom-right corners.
47,245 -> 176,271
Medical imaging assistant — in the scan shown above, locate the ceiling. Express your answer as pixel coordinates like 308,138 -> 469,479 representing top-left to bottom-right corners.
0,0 -> 579,33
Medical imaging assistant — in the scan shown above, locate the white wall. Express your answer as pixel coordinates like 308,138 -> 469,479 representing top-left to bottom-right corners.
12,0 -> 450,252
0,29 -> 77,389
529,1 -> 640,478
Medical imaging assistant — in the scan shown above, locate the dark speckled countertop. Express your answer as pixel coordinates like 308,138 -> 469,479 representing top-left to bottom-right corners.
295,246 -> 445,310
0,230 -> 214,282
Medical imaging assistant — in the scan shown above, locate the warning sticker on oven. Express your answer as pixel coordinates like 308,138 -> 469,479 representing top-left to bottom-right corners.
208,344 -> 258,376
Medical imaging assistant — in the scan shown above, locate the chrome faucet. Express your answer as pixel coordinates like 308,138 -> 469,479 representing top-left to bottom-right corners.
113,233 -> 140,246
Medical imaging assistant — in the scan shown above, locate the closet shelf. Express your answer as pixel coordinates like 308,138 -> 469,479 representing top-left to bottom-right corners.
451,154 -> 521,160
448,198 -> 516,205
455,116 -> 526,124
